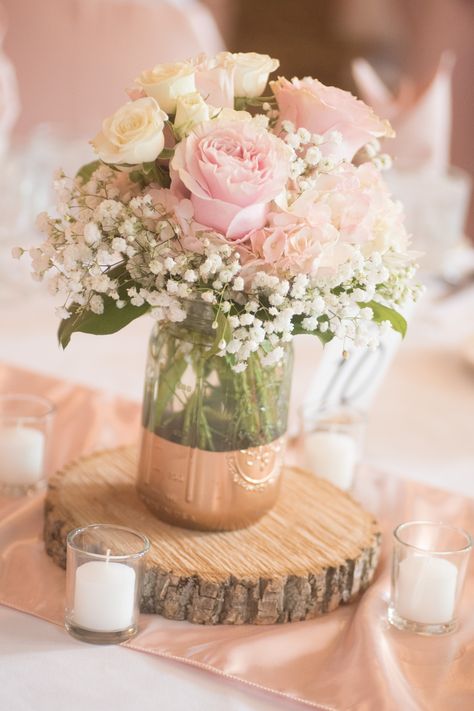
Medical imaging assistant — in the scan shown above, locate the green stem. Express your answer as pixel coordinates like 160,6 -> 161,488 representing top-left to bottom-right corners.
248,354 -> 273,441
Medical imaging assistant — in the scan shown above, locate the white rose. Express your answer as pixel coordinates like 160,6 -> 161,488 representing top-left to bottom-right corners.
92,97 -> 167,165
229,52 -> 279,97
136,62 -> 195,113
174,92 -> 210,138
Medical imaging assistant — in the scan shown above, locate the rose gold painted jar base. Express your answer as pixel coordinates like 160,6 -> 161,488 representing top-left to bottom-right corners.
137,429 -> 286,531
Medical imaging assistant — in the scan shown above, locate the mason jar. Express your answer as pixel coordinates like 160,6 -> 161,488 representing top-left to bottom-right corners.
137,300 -> 293,531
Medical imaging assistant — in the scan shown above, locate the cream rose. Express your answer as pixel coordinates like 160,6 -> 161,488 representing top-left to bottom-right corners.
92,97 -> 167,165
174,92 -> 211,139
229,52 -> 279,97
135,62 -> 195,113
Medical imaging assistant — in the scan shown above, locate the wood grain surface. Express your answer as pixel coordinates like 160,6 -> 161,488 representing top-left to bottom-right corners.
44,446 -> 381,624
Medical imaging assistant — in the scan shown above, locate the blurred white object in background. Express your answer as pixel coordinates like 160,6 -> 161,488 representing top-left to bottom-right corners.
353,51 -> 454,173
0,0 -> 224,298
385,167 -> 471,274
300,405 -> 366,491
301,321 -> 407,419
0,125 -> 93,301
353,52 -> 471,275
0,3 -> 18,157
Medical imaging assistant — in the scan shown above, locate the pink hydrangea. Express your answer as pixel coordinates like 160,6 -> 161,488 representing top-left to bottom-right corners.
240,162 -> 408,278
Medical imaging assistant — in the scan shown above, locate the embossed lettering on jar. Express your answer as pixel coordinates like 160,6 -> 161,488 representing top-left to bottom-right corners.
137,301 -> 293,531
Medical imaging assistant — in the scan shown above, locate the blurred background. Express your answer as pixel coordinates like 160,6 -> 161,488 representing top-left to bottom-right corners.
0,0 -> 473,493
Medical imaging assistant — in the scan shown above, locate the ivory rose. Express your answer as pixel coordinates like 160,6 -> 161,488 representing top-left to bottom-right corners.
271,76 -> 394,161
135,62 -> 195,113
174,92 -> 211,138
229,52 -> 279,97
171,118 -> 291,239
92,97 -> 167,164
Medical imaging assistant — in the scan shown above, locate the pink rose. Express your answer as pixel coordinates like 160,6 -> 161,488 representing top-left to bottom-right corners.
193,53 -> 234,109
170,118 -> 291,239
271,76 -> 394,161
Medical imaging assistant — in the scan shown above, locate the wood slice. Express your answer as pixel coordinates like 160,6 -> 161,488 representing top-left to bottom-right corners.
44,446 -> 381,625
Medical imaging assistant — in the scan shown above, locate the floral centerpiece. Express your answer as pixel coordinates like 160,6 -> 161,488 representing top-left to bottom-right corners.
18,52 -> 419,530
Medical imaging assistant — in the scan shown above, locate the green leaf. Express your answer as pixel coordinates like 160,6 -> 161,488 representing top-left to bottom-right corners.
158,148 -> 175,160
315,330 -> 335,345
58,297 -> 149,348
129,169 -> 144,184
58,264 -> 149,348
292,316 -> 334,344
142,161 -> 157,175
154,355 -> 188,424
234,97 -> 248,111
141,161 -> 170,188
360,300 -> 407,338
76,160 -> 100,183
154,164 -> 171,188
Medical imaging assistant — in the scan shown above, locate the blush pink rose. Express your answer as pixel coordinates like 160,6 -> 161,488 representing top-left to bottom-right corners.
271,76 -> 394,162
170,118 -> 291,239
192,53 -> 235,109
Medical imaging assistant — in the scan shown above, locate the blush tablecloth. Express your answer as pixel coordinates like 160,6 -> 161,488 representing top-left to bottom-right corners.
0,364 -> 473,711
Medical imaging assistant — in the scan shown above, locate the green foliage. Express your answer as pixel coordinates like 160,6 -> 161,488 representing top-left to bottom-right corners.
76,160 -> 100,183
142,161 -> 170,188
76,158 -> 172,189
292,315 -> 334,344
58,297 -> 149,348
360,300 -> 407,338
58,264 -> 149,348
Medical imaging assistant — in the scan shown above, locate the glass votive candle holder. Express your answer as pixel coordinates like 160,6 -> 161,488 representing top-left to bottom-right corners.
300,405 -> 366,491
0,393 -> 55,496
388,521 -> 472,635
65,524 -> 150,645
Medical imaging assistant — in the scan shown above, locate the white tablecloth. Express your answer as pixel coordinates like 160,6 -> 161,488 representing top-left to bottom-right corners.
1,260 -> 473,710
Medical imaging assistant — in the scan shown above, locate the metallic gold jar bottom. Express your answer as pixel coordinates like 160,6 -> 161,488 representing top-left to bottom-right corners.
137,429 -> 286,531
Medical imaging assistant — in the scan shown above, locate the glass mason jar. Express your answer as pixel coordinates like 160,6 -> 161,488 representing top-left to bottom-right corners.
137,301 -> 293,531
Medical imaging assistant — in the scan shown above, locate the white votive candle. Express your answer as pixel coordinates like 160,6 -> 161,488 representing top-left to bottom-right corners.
396,555 -> 458,624
73,560 -> 136,632
304,431 -> 357,490
0,426 -> 45,485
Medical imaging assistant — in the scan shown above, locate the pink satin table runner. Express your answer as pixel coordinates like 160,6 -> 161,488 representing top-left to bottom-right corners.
0,363 -> 473,711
